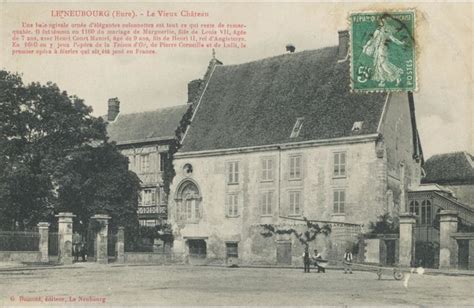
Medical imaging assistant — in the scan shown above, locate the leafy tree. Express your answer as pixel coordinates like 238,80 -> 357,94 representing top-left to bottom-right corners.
367,213 -> 399,235
54,142 -> 141,234
0,70 -> 139,231
261,217 -> 331,250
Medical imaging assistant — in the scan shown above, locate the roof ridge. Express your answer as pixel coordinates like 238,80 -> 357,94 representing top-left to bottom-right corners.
115,104 -> 188,118
218,46 -> 337,69
429,151 -> 472,159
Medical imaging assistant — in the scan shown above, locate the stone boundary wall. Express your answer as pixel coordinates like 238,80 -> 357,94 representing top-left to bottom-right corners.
124,252 -> 172,264
0,251 -> 41,262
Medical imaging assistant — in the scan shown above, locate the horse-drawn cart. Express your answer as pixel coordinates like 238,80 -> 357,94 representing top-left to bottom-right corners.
352,263 -> 404,280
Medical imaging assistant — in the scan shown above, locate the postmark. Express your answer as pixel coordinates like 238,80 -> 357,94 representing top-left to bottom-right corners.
350,10 -> 416,92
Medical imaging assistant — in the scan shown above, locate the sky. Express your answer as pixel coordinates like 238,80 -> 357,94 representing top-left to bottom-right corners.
1,2 -> 472,159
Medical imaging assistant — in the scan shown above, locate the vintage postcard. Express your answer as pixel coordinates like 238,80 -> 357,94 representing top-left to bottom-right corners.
0,1 -> 473,307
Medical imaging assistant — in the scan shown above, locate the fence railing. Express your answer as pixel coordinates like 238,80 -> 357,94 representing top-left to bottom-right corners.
0,231 -> 40,251
48,232 -> 59,256
108,233 -> 117,257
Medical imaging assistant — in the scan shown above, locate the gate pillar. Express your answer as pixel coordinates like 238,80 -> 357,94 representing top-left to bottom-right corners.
37,222 -> 50,263
56,212 -> 76,265
91,214 -> 111,264
439,210 -> 458,270
116,227 -> 125,264
399,213 -> 416,267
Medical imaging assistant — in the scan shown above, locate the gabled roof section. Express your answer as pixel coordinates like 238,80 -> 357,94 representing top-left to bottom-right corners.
180,47 -> 387,153
107,105 -> 188,145
422,152 -> 474,185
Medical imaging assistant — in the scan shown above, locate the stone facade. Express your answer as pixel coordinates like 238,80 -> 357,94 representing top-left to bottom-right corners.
170,102 -> 422,265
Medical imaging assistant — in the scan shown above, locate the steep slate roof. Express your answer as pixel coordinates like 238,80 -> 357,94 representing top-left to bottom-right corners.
422,152 -> 474,185
107,105 -> 188,145
180,47 -> 387,153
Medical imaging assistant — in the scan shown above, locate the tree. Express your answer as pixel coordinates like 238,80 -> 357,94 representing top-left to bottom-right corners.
0,70 -> 140,231
367,213 -> 399,235
260,217 -> 331,250
53,142 -> 141,234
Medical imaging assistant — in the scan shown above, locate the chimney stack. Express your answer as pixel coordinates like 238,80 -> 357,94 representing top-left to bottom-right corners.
337,30 -> 349,61
107,97 -> 120,121
286,43 -> 296,53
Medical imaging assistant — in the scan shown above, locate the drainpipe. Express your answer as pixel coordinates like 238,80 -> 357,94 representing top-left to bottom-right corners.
278,146 -> 282,219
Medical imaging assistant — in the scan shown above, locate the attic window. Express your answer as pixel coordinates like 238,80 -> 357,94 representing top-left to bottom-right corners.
352,121 -> 364,132
290,117 -> 304,138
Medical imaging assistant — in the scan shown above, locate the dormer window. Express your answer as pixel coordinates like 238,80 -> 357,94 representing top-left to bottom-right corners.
290,117 -> 304,138
352,121 -> 364,132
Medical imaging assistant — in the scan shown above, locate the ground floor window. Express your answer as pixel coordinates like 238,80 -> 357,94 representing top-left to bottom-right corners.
188,239 -> 207,258
226,242 -> 238,258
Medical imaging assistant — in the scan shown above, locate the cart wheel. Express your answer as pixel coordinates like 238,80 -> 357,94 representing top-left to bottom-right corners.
393,270 -> 404,280
376,269 -> 382,280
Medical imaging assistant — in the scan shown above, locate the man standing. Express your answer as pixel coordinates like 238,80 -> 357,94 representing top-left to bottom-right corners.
343,248 -> 353,274
302,247 -> 310,273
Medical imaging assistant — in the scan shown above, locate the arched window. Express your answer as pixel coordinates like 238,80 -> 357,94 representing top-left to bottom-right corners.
176,181 -> 201,222
421,200 -> 432,225
409,200 -> 419,216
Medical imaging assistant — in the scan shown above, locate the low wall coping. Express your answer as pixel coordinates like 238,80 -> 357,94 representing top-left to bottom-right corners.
124,252 -> 169,255
451,232 -> 474,240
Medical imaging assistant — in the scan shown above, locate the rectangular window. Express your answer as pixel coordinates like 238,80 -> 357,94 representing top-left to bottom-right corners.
227,161 -> 239,184
159,153 -> 167,172
261,158 -> 274,181
227,194 -> 239,217
289,155 -> 302,180
226,242 -> 238,258
333,189 -> 345,214
142,189 -> 157,206
289,191 -> 302,216
260,191 -> 273,216
333,152 -> 346,177
139,154 -> 150,173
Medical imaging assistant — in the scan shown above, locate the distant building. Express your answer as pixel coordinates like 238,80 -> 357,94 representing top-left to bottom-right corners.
106,98 -> 188,226
168,31 -> 424,265
405,151 -> 474,268
421,151 -> 474,208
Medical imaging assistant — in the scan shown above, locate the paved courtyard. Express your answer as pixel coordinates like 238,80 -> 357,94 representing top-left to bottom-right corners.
1,264 -> 473,306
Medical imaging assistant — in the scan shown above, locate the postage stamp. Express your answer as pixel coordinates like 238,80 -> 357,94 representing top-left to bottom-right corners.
350,10 -> 416,92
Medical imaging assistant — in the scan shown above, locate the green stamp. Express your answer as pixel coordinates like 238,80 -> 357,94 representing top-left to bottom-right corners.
350,11 -> 416,92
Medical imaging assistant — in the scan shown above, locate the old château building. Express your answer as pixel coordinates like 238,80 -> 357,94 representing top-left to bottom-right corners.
168,30 -> 424,265
106,98 -> 188,226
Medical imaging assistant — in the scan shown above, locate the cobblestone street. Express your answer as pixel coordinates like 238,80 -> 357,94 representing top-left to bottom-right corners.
1,264 -> 473,306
